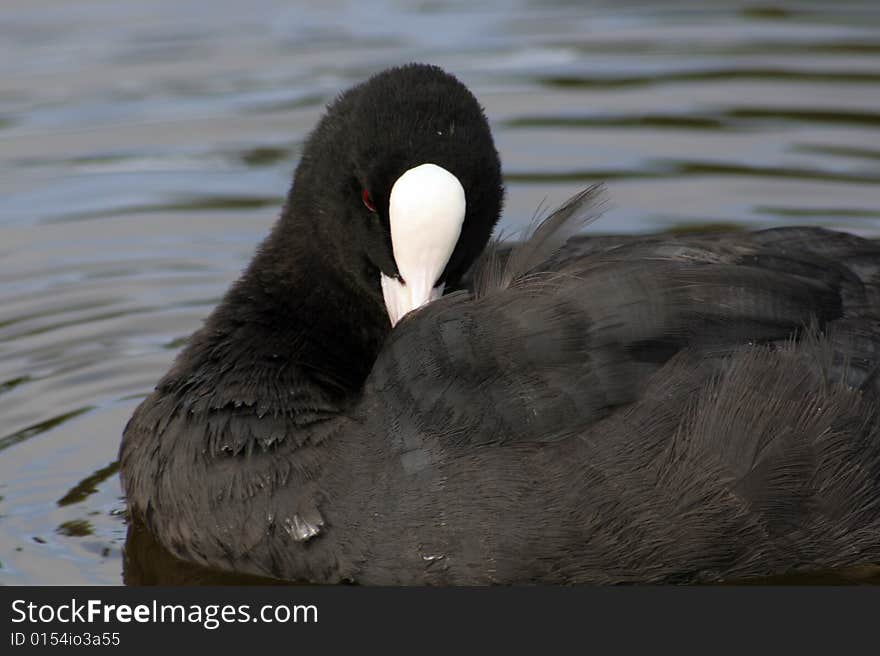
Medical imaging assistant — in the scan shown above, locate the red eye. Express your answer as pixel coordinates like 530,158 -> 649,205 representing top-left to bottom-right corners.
361,189 -> 377,213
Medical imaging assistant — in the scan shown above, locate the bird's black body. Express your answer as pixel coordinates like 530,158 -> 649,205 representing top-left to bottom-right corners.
120,64 -> 880,584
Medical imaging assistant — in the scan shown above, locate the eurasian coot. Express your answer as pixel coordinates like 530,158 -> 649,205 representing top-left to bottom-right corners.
120,64 -> 880,584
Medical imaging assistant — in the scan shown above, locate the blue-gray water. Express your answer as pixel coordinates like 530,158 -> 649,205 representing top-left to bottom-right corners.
1,0 -> 879,584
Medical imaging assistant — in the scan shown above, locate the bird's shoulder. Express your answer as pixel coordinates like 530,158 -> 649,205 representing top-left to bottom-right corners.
369,225 -> 880,449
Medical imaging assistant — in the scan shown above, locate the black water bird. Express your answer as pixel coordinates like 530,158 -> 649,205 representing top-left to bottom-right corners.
120,64 -> 880,584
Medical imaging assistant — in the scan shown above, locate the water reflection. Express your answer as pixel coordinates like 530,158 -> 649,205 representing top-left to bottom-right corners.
122,521 -> 880,586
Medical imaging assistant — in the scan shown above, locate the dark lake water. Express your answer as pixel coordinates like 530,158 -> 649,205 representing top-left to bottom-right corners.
1,0 -> 879,584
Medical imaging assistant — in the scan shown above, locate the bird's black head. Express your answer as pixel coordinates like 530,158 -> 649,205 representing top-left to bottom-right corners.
284,63 -> 504,324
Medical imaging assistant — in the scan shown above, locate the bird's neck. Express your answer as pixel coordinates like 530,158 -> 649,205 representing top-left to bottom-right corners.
170,218 -> 391,418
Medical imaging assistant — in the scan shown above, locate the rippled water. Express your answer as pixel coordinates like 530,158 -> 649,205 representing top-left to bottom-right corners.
1,0 -> 879,585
